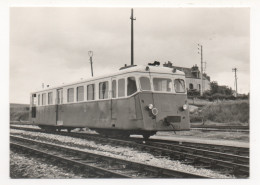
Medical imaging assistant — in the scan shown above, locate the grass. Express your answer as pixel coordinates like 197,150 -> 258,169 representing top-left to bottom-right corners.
202,101 -> 249,124
10,103 -> 29,121
189,99 -> 249,125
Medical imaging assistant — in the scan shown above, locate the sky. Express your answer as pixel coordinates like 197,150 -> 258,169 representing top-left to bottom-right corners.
10,7 -> 250,104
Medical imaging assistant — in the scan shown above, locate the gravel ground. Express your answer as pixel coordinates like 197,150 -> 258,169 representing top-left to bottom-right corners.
10,129 -> 233,178
10,151 -> 86,178
155,130 -> 249,148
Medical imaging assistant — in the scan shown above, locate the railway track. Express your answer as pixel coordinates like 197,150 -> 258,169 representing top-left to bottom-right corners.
190,125 -> 249,133
190,128 -> 249,133
191,125 -> 249,130
10,125 -> 249,177
10,135 -> 207,178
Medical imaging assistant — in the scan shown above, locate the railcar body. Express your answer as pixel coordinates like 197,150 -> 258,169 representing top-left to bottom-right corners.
29,65 -> 190,138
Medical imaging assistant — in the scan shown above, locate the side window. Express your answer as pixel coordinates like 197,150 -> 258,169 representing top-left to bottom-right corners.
67,88 -> 74,102
140,77 -> 151,90
87,84 -> 95,100
57,89 -> 63,104
118,78 -> 125,97
127,77 -> 137,96
42,93 -> 46,105
48,92 -> 53,105
38,94 -> 40,106
112,80 -> 117,98
99,81 -> 109,99
77,86 -> 84,102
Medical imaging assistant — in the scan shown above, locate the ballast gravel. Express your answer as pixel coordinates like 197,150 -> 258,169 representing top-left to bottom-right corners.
10,129 -> 233,178
10,151 -> 85,178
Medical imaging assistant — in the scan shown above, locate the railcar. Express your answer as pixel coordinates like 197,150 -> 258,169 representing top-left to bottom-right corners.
29,65 -> 190,139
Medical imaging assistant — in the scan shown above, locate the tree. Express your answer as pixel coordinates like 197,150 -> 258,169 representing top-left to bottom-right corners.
210,81 -> 219,94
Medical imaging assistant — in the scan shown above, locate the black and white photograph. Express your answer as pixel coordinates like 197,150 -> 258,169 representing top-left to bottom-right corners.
2,0 -> 260,183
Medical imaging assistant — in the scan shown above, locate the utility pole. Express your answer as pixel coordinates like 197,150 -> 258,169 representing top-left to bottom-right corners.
130,8 -> 136,66
232,68 -> 238,97
198,44 -> 203,96
88,51 -> 94,77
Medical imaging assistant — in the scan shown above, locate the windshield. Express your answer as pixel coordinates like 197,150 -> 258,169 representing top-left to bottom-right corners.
174,79 -> 185,93
140,77 -> 151,90
153,78 -> 172,92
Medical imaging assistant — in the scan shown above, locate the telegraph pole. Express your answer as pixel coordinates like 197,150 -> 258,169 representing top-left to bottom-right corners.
130,8 -> 136,66
88,51 -> 94,77
198,44 -> 203,96
232,68 -> 238,97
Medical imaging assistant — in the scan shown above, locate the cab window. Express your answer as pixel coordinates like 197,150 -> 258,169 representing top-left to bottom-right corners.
153,78 -> 172,92
140,77 -> 151,90
174,79 -> 185,93
127,77 -> 137,96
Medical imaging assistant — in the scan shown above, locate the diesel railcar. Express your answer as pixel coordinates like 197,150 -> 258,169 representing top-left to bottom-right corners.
29,65 -> 190,139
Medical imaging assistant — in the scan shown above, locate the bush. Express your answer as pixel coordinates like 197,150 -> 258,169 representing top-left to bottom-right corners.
190,115 -> 203,123
196,93 -> 237,101
187,89 -> 200,97
237,94 -> 249,100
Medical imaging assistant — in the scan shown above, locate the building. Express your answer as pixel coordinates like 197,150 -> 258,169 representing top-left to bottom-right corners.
163,62 -> 211,92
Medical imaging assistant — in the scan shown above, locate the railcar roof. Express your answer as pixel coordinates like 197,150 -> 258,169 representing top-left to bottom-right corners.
31,65 -> 185,94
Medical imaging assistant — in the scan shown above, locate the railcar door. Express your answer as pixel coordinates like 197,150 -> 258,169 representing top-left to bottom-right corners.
30,94 -> 37,121
56,88 -> 63,126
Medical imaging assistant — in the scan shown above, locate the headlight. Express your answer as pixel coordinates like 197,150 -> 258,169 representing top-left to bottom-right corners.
148,104 -> 153,109
152,108 -> 158,115
183,104 -> 188,110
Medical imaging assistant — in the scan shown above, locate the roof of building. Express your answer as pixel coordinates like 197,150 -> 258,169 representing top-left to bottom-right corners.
173,65 -> 210,81
162,62 -> 210,81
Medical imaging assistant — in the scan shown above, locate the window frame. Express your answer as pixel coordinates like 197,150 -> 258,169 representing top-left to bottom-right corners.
152,77 -> 173,92
127,76 -> 137,96
174,78 -> 186,93
118,78 -> 125,98
48,92 -> 53,105
67,88 -> 74,103
112,79 -> 117,99
42,93 -> 47,106
38,94 -> 41,106
139,76 -> 152,91
87,84 -> 95,101
99,81 -> 109,100
77,86 -> 84,102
